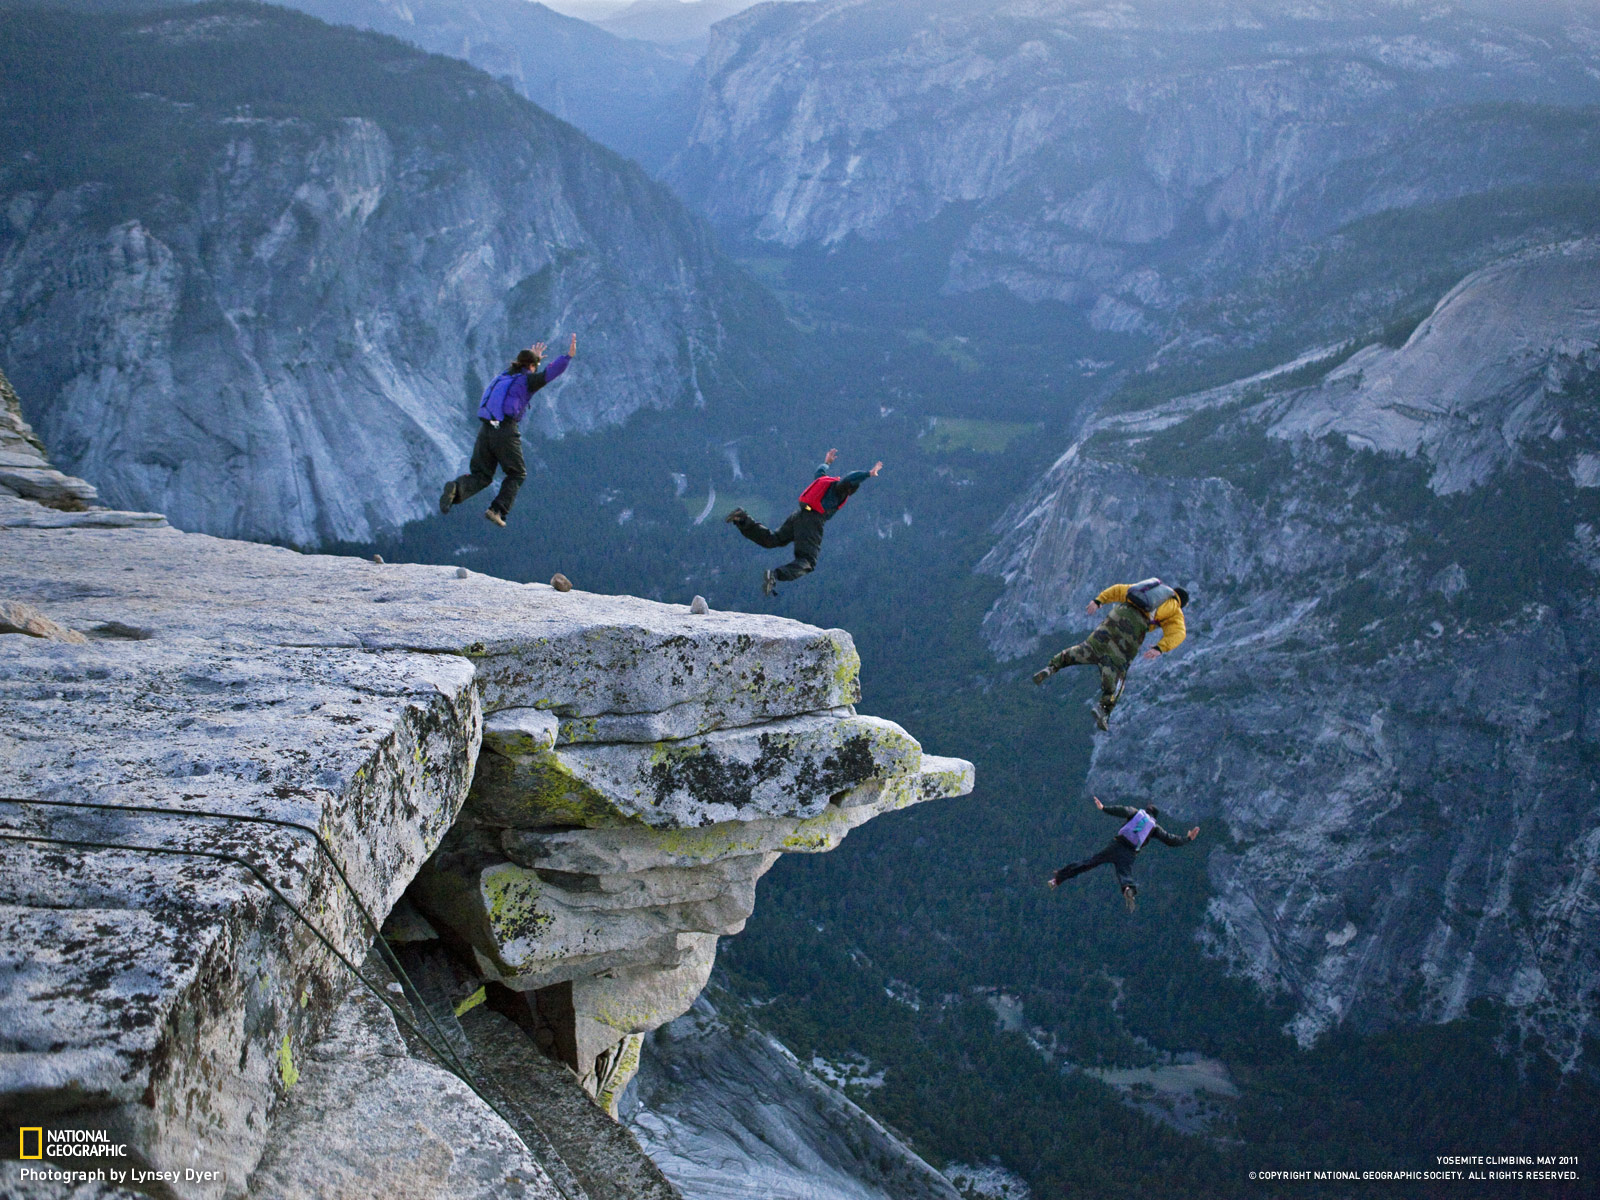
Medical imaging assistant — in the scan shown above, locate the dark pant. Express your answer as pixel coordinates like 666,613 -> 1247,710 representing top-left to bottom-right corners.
453,419 -> 526,517
1053,838 -> 1138,894
732,508 -> 825,581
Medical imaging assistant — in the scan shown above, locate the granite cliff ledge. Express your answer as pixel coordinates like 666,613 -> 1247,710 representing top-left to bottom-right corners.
0,389 -> 973,1199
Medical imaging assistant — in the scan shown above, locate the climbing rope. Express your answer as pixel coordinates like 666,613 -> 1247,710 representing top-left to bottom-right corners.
0,796 -> 473,1082
0,797 -> 585,1199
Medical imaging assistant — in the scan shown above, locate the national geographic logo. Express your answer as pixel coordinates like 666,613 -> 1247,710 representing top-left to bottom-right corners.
16,1127 -> 128,1158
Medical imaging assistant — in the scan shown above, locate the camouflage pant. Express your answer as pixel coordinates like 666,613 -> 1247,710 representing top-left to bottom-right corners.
1047,603 -> 1150,711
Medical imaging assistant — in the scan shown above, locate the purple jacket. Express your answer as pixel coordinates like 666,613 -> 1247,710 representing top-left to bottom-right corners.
478,355 -> 572,422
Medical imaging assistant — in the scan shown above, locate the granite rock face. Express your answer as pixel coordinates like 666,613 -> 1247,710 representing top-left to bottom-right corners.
1268,240 -> 1600,495
668,0 -> 1600,330
244,985 -> 565,1200
626,996 -> 964,1200
979,243 -> 1600,1063
0,4 -> 780,547
0,407 -> 972,1195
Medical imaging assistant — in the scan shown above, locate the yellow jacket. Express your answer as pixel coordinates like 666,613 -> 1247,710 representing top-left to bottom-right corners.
1097,584 -> 1186,654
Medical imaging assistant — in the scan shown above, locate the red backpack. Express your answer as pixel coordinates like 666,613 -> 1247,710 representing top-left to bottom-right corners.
798,475 -> 843,513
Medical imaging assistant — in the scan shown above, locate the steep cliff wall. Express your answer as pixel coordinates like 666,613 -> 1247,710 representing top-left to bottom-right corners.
0,383 -> 972,1197
0,3 -> 783,547
979,241 -> 1600,1063
668,0 -> 1600,331
625,995 -> 964,1200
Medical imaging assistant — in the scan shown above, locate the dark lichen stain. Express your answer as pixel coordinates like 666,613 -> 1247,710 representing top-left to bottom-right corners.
645,732 -> 879,813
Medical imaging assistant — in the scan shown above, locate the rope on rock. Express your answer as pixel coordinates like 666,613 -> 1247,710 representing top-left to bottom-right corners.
0,797 -> 585,1200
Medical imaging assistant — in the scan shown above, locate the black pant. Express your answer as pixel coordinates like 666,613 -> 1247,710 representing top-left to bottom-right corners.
732,508 -> 825,581
453,419 -> 526,516
1053,838 -> 1138,894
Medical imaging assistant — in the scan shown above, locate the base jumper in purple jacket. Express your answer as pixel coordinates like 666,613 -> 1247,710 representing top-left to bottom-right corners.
440,334 -> 576,527
1047,795 -> 1198,912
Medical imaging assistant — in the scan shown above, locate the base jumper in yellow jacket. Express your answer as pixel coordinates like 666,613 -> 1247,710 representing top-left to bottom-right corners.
1031,579 -> 1189,730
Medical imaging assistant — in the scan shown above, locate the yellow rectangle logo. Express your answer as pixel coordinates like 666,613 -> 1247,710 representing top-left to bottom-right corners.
19,1127 -> 43,1159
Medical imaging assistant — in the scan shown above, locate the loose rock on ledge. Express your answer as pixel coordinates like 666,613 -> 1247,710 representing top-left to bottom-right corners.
0,598 -> 87,643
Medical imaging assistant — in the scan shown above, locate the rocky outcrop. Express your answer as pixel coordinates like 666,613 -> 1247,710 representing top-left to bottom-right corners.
1268,241 -> 1600,495
978,242 -> 1600,1062
668,0 -> 1600,328
0,365 -> 165,532
0,3 -> 782,547
0,393 -> 972,1196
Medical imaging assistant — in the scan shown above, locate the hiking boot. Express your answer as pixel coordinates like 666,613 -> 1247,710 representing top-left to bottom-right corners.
1122,885 -> 1138,913
725,507 -> 746,524
439,481 -> 457,513
762,569 -> 777,597
484,509 -> 507,528
1089,699 -> 1110,731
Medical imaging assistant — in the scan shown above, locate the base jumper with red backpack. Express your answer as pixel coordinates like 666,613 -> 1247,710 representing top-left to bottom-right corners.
724,448 -> 883,596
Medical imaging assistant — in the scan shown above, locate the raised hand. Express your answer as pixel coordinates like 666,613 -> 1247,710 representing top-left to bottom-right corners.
824,448 -> 839,464
531,341 -> 548,360
870,461 -> 883,476
568,333 -> 578,357
1188,827 -> 1200,841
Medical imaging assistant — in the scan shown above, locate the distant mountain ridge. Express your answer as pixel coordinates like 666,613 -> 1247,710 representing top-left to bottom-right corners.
272,0 -> 700,167
666,0 -> 1600,339
593,0 -> 758,52
0,2 -> 787,546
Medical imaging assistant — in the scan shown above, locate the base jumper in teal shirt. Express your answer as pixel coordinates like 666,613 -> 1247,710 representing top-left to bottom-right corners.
726,448 -> 882,596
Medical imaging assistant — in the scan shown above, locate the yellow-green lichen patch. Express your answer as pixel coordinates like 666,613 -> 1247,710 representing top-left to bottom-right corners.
453,986 -> 487,1017
480,863 -> 553,945
643,822 -> 767,865
647,739 -> 711,769
780,807 -> 853,853
594,1034 -> 643,1117
558,716 -> 602,744
831,635 -> 862,702
277,1033 -> 299,1089
472,749 -> 641,830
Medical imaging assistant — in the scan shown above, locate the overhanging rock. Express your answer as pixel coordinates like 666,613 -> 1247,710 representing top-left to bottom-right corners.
0,369 -> 973,1195
471,712 -> 922,829
409,739 -> 967,1098
0,510 -> 972,1196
